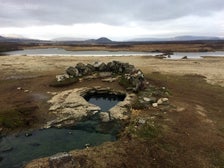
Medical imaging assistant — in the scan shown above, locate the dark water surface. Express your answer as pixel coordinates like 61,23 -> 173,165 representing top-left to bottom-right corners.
0,127 -> 116,168
0,93 -> 125,168
84,93 -> 125,111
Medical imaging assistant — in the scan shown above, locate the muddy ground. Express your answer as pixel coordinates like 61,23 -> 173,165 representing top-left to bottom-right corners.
0,56 -> 224,167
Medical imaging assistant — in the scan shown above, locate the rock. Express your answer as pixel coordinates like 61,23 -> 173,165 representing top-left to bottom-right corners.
149,97 -> 157,103
87,106 -> 101,113
76,62 -> 91,75
98,62 -> 107,71
102,77 -> 117,82
143,97 -> 150,102
162,98 -> 169,102
138,118 -> 146,124
99,112 -> 110,122
157,98 -> 163,105
152,103 -> 158,108
66,66 -> 79,77
84,144 -> 91,148
157,98 -> 169,105
24,90 -> 30,93
123,63 -> 135,73
86,63 -> 95,71
56,74 -> 70,82
49,152 -> 76,168
17,87 -> 22,90
25,132 -> 32,137
75,62 -> 85,70
106,61 -> 115,71
99,72 -> 112,78
182,56 -> 188,59
92,61 -> 102,69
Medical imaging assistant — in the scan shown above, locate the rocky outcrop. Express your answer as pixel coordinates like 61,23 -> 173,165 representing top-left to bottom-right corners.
45,87 -> 135,128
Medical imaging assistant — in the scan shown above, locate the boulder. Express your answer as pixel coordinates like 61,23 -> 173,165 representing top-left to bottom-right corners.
98,62 -> 107,71
66,67 -> 79,77
86,64 -> 95,72
92,61 -> 102,69
75,63 -> 88,75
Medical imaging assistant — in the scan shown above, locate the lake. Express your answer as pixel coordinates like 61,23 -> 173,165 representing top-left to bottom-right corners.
1,48 -> 161,57
169,51 -> 224,59
1,48 -> 224,59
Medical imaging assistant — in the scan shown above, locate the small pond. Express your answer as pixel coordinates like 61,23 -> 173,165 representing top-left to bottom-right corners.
84,93 -> 126,111
0,122 -> 120,168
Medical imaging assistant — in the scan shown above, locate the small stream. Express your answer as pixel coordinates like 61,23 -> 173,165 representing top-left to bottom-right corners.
0,93 -> 124,168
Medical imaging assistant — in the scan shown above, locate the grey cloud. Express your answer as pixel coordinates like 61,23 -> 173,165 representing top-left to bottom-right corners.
0,0 -> 224,27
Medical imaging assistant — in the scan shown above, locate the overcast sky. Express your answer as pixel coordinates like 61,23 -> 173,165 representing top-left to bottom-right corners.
0,0 -> 224,40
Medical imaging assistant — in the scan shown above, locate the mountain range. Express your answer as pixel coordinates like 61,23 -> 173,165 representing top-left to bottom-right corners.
131,36 -> 223,42
0,35 -> 223,43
